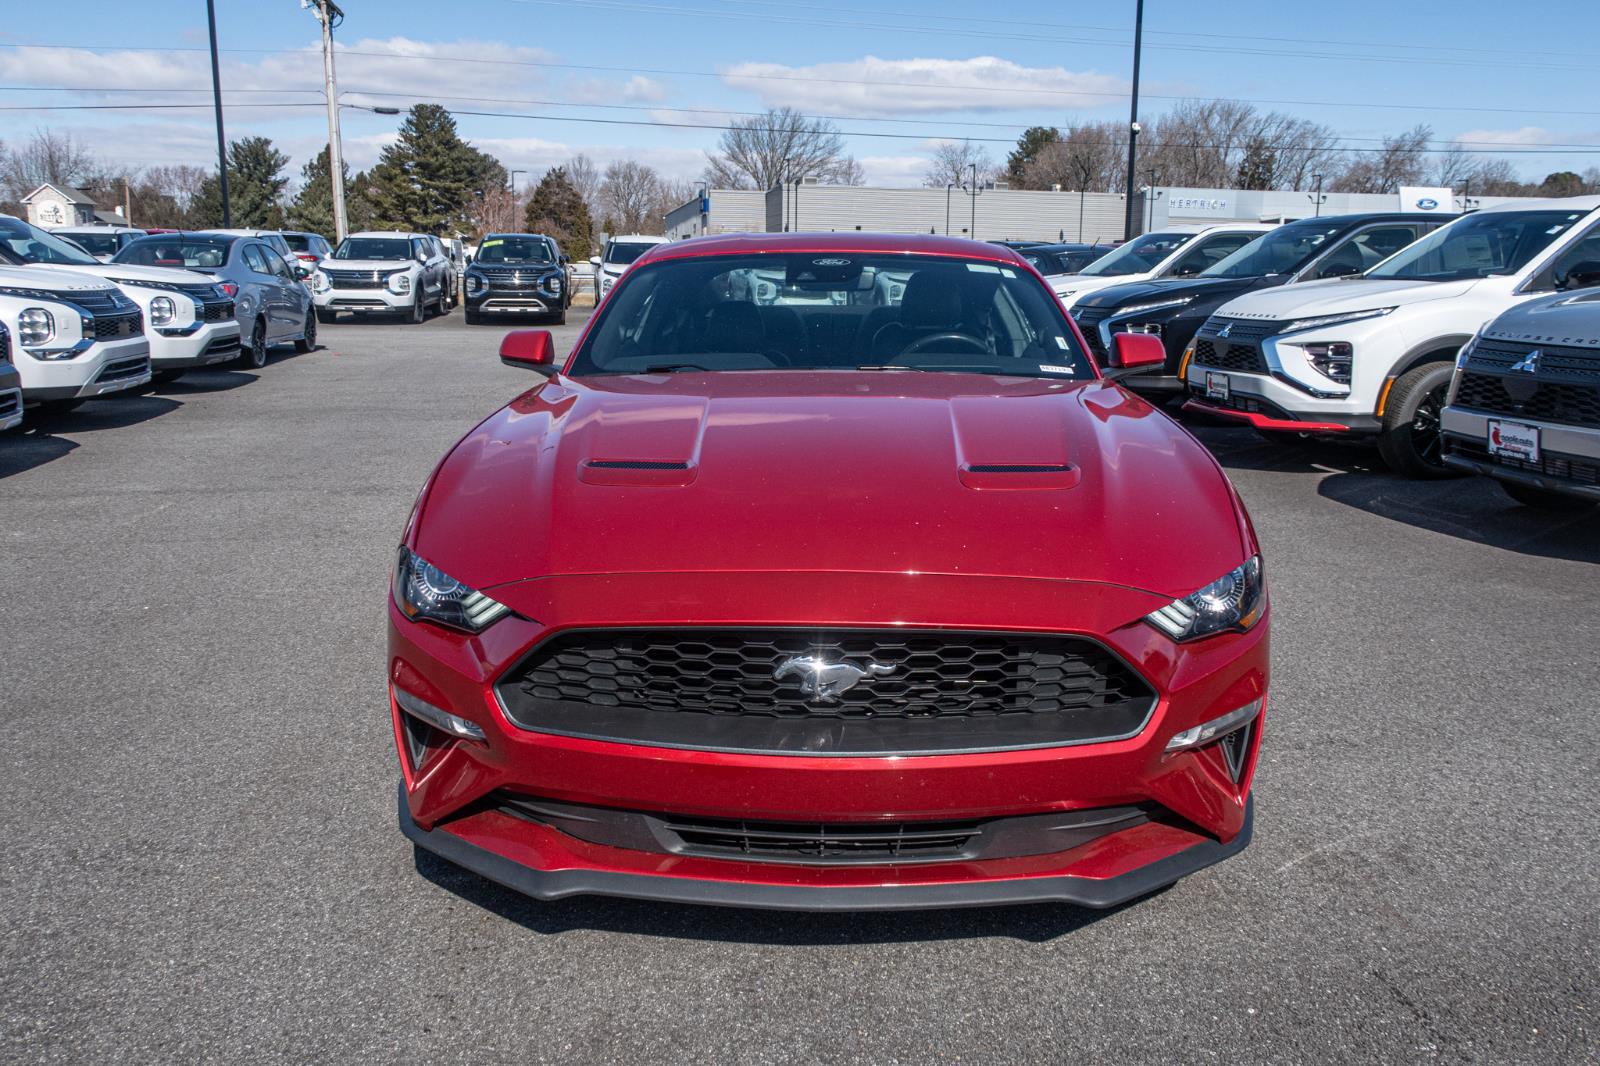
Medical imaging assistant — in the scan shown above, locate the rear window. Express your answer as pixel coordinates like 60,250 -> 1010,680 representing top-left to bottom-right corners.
115,237 -> 232,268
63,232 -> 121,256
604,241 -> 657,266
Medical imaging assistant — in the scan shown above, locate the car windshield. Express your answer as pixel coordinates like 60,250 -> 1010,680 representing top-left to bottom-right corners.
282,234 -> 316,252
114,237 -> 232,268
1201,220 -> 1347,278
1366,210 -> 1588,281
0,216 -> 100,266
476,237 -> 554,264
333,237 -> 410,260
61,232 -> 121,256
604,241 -> 657,266
1078,232 -> 1193,277
569,252 -> 1094,379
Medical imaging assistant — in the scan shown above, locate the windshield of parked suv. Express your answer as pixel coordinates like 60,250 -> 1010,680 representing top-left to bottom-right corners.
604,240 -> 657,266
114,236 -> 232,268
60,232 -> 121,256
1366,210 -> 1588,281
569,252 -> 1094,379
1078,231 -> 1193,276
1202,220 -> 1347,278
0,217 -> 100,266
333,237 -> 411,260
475,236 -> 554,264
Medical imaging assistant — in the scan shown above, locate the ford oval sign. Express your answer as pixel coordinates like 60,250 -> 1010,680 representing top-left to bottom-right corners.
1416,197 -> 1440,210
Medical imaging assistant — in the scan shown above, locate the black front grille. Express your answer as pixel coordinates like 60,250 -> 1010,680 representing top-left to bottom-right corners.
0,388 -> 18,418
202,300 -> 235,322
1200,316 -> 1276,340
62,288 -> 133,315
1471,339 -> 1600,379
1447,438 -> 1600,487
324,270 -> 390,289
95,355 -> 149,383
1454,372 -> 1600,429
92,311 -> 143,339
665,814 -> 981,862
477,267 -> 559,290
1192,338 -> 1267,373
0,323 -> 10,365
497,628 -> 1157,756
1071,306 -> 1112,358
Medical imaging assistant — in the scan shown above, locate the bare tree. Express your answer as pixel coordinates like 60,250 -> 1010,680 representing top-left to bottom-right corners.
923,141 -> 998,188
1022,122 -> 1125,192
1330,124 -> 1431,193
565,153 -> 602,215
600,159 -> 666,234
0,128 -> 100,202
705,107 -> 862,189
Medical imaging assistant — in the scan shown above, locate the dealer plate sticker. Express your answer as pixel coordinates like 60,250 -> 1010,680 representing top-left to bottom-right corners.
1206,372 -> 1231,401
1488,419 -> 1540,462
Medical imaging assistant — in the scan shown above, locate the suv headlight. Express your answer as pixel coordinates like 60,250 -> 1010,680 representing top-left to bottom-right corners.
18,307 -> 55,347
312,270 -> 329,292
1283,307 -> 1395,334
464,272 -> 486,295
393,546 -> 510,632
1146,556 -> 1265,642
1117,295 -> 1193,317
387,272 -> 412,295
149,296 -> 176,327
545,274 -> 563,293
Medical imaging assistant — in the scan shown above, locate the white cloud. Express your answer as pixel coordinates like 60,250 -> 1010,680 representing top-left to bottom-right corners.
1453,126 -> 1559,147
621,76 -> 667,104
720,55 -> 1123,117
858,155 -> 933,187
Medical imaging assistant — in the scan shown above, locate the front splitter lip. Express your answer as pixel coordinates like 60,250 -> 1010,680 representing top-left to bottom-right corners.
399,782 -> 1254,912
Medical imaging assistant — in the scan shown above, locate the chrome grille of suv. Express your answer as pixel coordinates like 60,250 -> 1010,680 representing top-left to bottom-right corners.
323,269 -> 389,289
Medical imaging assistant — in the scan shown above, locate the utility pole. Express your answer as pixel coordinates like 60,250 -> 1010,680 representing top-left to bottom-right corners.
965,162 -> 984,238
1310,172 -> 1326,217
1122,0 -> 1145,241
1145,169 -> 1162,232
509,169 -> 525,231
945,182 -> 954,235
205,0 -> 230,226
311,0 -> 349,241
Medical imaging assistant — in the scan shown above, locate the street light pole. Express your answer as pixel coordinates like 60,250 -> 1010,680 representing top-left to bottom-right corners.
1122,0 -> 1145,241
1146,170 -> 1162,231
509,169 -> 525,231
945,182 -> 953,235
205,0 -> 231,226
1310,172 -> 1325,217
312,0 -> 348,241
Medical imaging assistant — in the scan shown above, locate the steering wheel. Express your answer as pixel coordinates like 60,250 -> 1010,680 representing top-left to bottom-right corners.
901,332 -> 988,357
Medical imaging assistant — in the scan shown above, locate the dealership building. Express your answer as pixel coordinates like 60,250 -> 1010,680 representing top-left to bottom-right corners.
667,182 -> 1530,242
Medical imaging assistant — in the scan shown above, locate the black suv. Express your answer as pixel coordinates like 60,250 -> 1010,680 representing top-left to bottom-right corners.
463,233 -> 571,325
1071,213 -> 1454,395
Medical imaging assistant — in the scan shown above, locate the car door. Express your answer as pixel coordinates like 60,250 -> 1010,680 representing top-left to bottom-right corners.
263,245 -> 309,333
238,242 -> 280,336
244,242 -> 294,339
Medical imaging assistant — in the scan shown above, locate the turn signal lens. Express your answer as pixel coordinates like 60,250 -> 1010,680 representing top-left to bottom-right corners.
392,685 -> 487,742
1166,699 -> 1262,752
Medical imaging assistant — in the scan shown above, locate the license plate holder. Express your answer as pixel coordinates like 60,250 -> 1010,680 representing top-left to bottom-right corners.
1206,372 -> 1231,402
1487,419 -> 1540,462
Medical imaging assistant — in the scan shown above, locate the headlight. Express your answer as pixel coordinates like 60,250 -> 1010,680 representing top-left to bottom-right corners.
387,272 -> 411,295
1282,307 -> 1395,334
312,270 -> 329,292
1146,556 -> 1265,642
18,307 -> 55,347
1117,296 -> 1193,317
464,272 -> 486,294
149,296 -> 176,327
1303,342 -> 1353,384
393,546 -> 510,632
545,274 -> 562,293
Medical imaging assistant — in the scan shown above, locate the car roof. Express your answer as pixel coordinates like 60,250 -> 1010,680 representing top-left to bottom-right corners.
126,231 -> 237,243
607,234 -> 671,243
200,228 -> 282,237
54,224 -> 145,233
639,232 -> 1029,266
483,232 -> 555,240
346,230 -> 427,239
1283,212 -> 1457,227
1474,195 -> 1600,214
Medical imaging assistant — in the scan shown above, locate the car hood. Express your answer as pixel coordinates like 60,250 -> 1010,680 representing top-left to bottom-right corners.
1074,275 -> 1270,312
0,264 -> 118,293
1050,273 -> 1152,297
413,372 -> 1252,600
322,259 -> 413,271
1482,287 -> 1600,345
48,262 -> 218,286
1213,276 -> 1480,318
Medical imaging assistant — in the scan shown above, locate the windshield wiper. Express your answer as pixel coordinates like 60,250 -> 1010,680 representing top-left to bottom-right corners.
857,364 -> 1009,374
854,363 -> 936,372
642,363 -> 712,373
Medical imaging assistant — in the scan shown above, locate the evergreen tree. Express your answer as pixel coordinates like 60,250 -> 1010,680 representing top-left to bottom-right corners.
365,104 -> 483,233
1006,127 -> 1061,184
346,170 -> 378,233
190,136 -> 288,227
1234,138 -> 1278,191
524,167 -> 593,260
286,146 -> 344,237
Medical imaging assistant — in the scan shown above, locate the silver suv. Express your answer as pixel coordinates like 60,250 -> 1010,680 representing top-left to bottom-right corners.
312,231 -> 453,324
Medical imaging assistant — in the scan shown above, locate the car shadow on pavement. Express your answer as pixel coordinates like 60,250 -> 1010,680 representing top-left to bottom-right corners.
146,368 -> 258,395
412,847 -> 1134,944
1,394 -> 181,478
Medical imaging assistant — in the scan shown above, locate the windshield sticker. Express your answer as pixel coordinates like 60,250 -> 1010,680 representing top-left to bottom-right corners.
1039,364 -> 1077,375
481,239 -> 504,248
1000,268 -> 1017,279
1054,336 -> 1069,349
965,263 -> 1000,274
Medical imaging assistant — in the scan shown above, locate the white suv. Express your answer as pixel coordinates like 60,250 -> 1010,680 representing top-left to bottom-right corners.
312,231 -> 452,324
0,264 -> 151,412
1051,224 -> 1273,309
1183,196 -> 1600,476
590,234 -> 670,301
0,216 -> 240,379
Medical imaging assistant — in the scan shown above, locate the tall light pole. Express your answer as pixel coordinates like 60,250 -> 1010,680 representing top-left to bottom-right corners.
965,162 -> 984,238
1310,172 -> 1326,217
1145,169 -> 1162,232
205,0 -> 230,226
509,169 -> 525,231
1122,0 -> 1145,241
311,0 -> 348,241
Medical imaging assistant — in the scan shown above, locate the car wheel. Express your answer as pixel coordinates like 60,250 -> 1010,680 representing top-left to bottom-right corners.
1499,480 -> 1597,512
241,318 -> 269,369
437,287 -> 450,317
550,308 -> 567,326
294,311 -> 317,353
316,309 -> 336,325
407,296 -> 424,324
1376,362 -> 1462,479
464,309 -> 482,325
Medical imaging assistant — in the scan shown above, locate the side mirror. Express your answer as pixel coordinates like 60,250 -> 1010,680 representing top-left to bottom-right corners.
499,329 -> 558,374
294,263 -> 312,280
1558,260 -> 1600,290
560,254 -> 570,265
588,256 -> 602,267
1108,331 -> 1167,372
1170,264 -> 1199,277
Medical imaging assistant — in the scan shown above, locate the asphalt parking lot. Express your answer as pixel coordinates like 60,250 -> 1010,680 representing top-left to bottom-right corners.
2,307 -> 1595,1064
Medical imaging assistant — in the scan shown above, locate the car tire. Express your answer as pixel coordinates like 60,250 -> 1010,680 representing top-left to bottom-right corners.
294,311 -> 317,353
436,287 -> 450,317
1376,362 -> 1462,479
316,309 -> 336,325
241,318 -> 269,369
1498,480 -> 1597,512
550,308 -> 567,326
407,296 -> 424,324
464,309 -> 482,325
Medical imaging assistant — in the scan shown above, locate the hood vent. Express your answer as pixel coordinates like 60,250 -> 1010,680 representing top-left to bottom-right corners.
580,458 -> 697,486
586,459 -> 690,471
966,463 -> 1073,474
958,462 -> 1080,490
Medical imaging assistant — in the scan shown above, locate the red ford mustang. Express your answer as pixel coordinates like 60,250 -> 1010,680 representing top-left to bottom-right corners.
390,233 -> 1267,911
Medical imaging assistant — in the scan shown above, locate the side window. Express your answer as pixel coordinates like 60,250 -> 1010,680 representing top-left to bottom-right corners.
1307,225 -> 1420,280
1170,233 -> 1255,276
1526,222 -> 1600,293
266,250 -> 294,281
242,244 -> 270,275
410,238 -> 428,261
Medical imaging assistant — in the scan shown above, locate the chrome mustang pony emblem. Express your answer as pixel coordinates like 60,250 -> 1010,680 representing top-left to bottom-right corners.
773,656 -> 896,703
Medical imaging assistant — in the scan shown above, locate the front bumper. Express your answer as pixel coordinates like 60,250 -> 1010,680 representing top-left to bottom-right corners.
1182,363 -> 1376,434
150,321 -> 242,370
464,288 -> 561,315
0,368 -> 21,430
17,335 -> 151,402
314,288 -> 416,313
389,570 -> 1267,910
1442,405 -> 1600,501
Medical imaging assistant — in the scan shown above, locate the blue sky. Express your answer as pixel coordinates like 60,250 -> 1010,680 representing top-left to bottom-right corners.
1,0 -> 1595,190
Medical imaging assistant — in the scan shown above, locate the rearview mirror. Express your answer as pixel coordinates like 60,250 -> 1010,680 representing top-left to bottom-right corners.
1108,331 -> 1166,372
1558,260 -> 1600,291
499,329 -> 558,374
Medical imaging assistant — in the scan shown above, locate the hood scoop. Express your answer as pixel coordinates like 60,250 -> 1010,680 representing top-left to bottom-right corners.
959,462 -> 1080,490
580,458 -> 696,486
